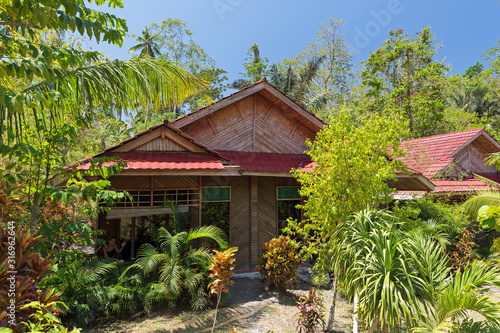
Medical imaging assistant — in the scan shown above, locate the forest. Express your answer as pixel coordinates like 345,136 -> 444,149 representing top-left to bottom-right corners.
2,1 -> 500,333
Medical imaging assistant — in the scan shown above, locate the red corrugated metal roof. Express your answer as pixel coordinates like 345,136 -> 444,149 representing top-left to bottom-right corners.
432,175 -> 500,193
73,152 -> 224,170
217,150 -> 311,173
398,128 -> 484,178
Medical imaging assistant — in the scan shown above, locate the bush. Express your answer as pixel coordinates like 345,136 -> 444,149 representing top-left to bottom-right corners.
294,287 -> 325,333
0,226 -> 60,332
40,258 -> 145,327
257,235 -> 302,291
393,197 -> 470,242
449,227 -> 477,272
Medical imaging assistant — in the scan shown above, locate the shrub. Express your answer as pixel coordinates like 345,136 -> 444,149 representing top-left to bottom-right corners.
208,247 -> 238,333
449,227 -> 477,272
0,226 -> 60,332
393,197 -> 470,243
257,235 -> 303,291
294,287 -> 325,333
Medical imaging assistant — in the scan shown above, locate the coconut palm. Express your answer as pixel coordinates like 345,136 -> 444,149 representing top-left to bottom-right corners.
136,224 -> 228,310
268,56 -> 329,112
129,27 -> 162,59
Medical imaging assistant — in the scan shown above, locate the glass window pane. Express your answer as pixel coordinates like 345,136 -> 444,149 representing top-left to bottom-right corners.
278,200 -> 301,234
277,187 -> 301,200
202,202 -> 230,239
202,187 -> 230,202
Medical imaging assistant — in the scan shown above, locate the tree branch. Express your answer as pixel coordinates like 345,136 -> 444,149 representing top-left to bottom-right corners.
0,21 -> 42,30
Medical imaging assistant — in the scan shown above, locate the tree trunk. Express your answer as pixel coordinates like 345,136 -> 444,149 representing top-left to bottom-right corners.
211,293 -> 221,333
327,270 -> 339,332
353,292 -> 358,333
367,315 -> 380,333
30,192 -> 40,235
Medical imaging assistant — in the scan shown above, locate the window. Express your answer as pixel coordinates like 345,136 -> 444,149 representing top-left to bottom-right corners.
277,186 -> 302,234
201,187 -> 230,238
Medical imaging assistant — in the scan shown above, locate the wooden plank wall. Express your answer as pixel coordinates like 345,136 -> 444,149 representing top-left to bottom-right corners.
249,176 -> 259,268
230,176 -> 251,269
153,176 -> 198,189
181,94 -> 315,154
258,177 -> 277,253
109,176 -> 151,189
109,175 -> 200,190
202,176 -> 231,186
97,214 -> 120,242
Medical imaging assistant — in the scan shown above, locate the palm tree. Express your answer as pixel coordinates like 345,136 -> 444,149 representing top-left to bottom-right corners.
268,57 -> 329,112
128,27 -> 162,59
136,224 -> 228,310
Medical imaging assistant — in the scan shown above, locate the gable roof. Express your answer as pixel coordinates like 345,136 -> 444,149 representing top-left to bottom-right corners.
399,128 -> 492,178
103,120 -> 222,156
399,128 -> 500,194
171,78 -> 325,132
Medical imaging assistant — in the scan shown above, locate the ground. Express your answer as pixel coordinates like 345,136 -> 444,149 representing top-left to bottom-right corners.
85,271 -> 353,333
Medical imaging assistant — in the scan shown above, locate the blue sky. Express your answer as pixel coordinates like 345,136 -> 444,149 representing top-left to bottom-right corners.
89,0 -> 500,83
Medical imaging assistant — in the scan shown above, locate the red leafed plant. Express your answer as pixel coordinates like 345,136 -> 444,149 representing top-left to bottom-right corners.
207,247 -> 238,333
449,227 -> 476,273
294,287 -> 325,333
257,235 -> 303,291
0,226 -> 61,332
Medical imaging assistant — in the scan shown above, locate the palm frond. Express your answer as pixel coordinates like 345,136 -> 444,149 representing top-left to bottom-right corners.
2,58 -> 208,139
186,225 -> 228,249
462,190 -> 500,216
136,244 -> 168,276
158,262 -> 183,298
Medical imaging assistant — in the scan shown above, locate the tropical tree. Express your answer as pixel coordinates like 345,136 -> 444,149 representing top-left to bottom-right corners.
289,108 -> 408,330
146,18 -> 229,114
231,44 -> 269,89
0,1 -> 207,140
128,27 -> 161,58
290,19 -> 354,107
410,244 -> 500,332
360,27 -> 448,138
331,208 -> 418,332
269,57 -> 329,112
0,1 -> 208,233
136,224 -> 228,310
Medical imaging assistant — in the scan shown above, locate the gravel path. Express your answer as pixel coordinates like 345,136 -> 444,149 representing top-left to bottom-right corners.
86,271 -> 353,333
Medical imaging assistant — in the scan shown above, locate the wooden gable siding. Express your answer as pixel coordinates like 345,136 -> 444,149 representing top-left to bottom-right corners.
132,136 -> 186,151
113,125 -> 205,153
180,94 -> 316,154
454,141 -> 497,174
230,176 -> 251,269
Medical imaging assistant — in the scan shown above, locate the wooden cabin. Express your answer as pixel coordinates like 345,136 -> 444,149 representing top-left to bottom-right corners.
64,79 -> 434,269
398,128 -> 500,200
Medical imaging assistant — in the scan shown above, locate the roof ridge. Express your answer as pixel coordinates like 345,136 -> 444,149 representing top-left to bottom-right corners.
401,127 -> 484,143
171,79 -> 325,128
